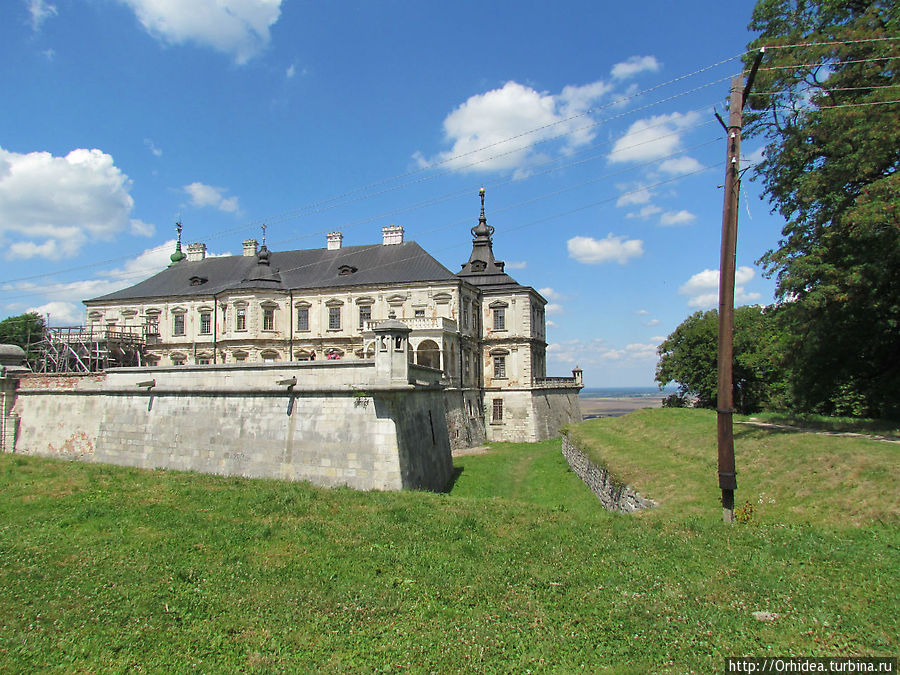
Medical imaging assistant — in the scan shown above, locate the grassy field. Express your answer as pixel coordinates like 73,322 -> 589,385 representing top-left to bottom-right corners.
1,409 -> 896,673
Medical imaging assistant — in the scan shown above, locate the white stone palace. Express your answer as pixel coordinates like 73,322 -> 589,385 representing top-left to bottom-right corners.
81,190 -> 582,443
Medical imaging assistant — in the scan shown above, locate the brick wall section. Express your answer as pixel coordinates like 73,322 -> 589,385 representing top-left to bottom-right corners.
561,435 -> 655,513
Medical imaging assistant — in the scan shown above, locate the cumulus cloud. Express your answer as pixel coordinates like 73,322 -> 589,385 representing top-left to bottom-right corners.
416,79 -> 614,173
505,260 -> 527,270
679,266 -> 761,308
658,155 -> 703,175
0,146 -> 144,260
538,287 -> 564,301
27,301 -> 82,326
183,182 -> 239,212
660,210 -> 696,226
626,204 -> 663,220
548,338 -> 658,366
567,234 -> 644,265
611,55 -> 660,80
616,185 -> 653,207
609,111 -> 701,164
27,0 -> 57,31
117,0 -> 283,64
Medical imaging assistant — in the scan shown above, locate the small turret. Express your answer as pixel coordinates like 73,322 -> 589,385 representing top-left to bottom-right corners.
169,221 -> 186,265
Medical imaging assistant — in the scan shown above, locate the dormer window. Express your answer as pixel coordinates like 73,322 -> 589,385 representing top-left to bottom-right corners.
189,276 -> 208,286
338,265 -> 358,276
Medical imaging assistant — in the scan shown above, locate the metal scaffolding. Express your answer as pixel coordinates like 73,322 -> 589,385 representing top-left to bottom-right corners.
35,326 -> 146,373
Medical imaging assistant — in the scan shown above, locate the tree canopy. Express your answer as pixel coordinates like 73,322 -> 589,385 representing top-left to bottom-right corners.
744,0 -> 900,418
655,306 -> 786,414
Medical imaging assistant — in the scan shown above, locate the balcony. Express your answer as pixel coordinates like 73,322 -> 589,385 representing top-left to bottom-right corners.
363,317 -> 458,333
534,376 -> 581,389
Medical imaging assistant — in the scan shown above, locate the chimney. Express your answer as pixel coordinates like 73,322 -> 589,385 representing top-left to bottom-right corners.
243,239 -> 258,257
382,224 -> 404,245
186,243 -> 206,262
327,232 -> 343,250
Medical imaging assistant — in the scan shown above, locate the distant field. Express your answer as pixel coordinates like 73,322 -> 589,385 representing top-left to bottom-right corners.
1,409 -> 896,673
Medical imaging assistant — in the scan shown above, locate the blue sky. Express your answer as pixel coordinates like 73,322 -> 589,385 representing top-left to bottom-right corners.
1,0 -> 783,387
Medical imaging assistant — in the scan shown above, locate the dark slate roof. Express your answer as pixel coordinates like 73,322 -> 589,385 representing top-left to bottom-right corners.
86,241 -> 458,303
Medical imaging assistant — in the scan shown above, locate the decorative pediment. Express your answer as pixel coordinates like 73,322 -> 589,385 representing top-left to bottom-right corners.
433,292 -> 452,304
294,300 -> 311,309
355,296 -> 375,306
171,307 -> 187,315
490,348 -> 510,356
325,298 -> 344,307
386,294 -> 406,305
488,300 -> 509,309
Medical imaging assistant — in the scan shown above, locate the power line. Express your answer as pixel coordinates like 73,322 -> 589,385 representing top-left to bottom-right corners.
759,55 -> 899,71
761,36 -> 900,49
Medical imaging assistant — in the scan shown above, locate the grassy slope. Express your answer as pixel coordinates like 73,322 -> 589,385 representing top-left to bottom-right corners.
0,411 -> 897,673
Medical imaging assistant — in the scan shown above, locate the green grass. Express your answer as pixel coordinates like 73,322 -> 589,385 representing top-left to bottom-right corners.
0,410 -> 897,673
741,411 -> 900,440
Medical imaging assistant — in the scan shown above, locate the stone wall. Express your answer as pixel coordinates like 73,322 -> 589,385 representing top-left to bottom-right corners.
442,389 -> 486,450
484,387 -> 583,443
11,361 -> 453,492
561,435 -> 654,512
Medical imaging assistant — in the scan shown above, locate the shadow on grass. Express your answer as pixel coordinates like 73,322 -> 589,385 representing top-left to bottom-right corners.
445,466 -> 464,492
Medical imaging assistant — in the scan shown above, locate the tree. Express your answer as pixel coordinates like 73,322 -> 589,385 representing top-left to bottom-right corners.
656,306 -> 786,414
745,0 -> 900,418
0,312 -> 45,368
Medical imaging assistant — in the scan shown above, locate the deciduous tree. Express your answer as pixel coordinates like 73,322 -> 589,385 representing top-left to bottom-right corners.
745,0 -> 900,418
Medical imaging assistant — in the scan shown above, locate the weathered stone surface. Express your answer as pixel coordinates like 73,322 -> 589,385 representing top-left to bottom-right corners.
11,362 -> 453,492
561,435 -> 655,513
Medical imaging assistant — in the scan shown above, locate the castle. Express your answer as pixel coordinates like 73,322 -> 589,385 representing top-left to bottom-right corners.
3,193 -> 581,491
82,190 -> 582,444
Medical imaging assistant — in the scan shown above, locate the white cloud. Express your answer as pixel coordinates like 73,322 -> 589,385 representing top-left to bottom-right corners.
616,185 -> 653,207
635,309 -> 649,315
643,318 -> 660,326
611,55 -> 660,80
547,338 -> 658,367
183,182 -> 239,213
27,0 -> 57,30
545,303 -> 564,315
538,287 -> 564,301
567,234 -> 644,265
660,210 -> 696,226
658,156 -> 703,175
626,204 -> 663,220
0,147 -> 143,260
679,266 -> 762,308
143,138 -> 163,157
609,111 -> 701,164
417,79 -> 612,172
117,0 -> 283,64
27,301 -> 82,326
129,219 -> 155,237
505,260 -> 527,270
286,64 -> 295,78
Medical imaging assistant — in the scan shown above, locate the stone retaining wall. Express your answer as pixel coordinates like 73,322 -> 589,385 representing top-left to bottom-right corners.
561,435 -> 655,512
10,360 -> 453,492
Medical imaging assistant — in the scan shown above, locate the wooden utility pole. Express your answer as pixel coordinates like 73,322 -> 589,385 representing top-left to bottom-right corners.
716,49 -> 763,524
716,75 -> 743,523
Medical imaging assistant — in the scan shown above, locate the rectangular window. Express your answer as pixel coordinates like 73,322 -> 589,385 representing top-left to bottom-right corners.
144,316 -> 159,336
494,355 -> 506,379
172,355 -> 185,366
462,301 -> 468,328
236,308 -> 246,331
328,306 -> 341,330
493,308 -> 506,331
173,314 -> 185,336
200,312 -> 211,335
198,357 -> 210,365
263,307 -> 275,331
414,309 -> 425,318
296,307 -> 309,331
359,305 -> 371,329
492,399 -> 503,422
